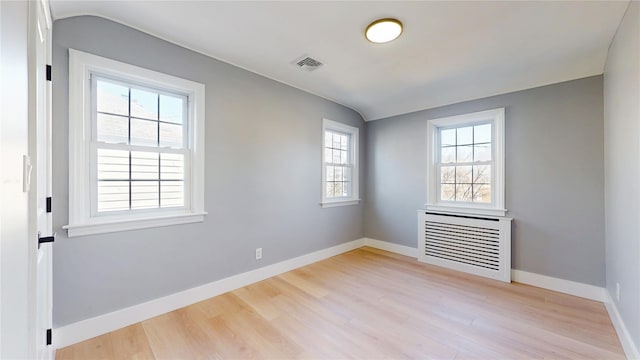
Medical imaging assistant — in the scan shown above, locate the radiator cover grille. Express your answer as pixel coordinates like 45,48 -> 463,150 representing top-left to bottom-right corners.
418,212 -> 512,282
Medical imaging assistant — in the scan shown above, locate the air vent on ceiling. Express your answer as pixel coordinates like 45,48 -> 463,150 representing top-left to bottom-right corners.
292,55 -> 324,72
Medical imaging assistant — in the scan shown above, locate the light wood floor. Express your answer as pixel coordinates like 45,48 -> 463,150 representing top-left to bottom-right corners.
56,247 -> 625,359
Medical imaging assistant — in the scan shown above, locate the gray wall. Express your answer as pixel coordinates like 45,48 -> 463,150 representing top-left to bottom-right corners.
364,76 -> 605,286
604,1 -> 640,352
52,16 -> 365,327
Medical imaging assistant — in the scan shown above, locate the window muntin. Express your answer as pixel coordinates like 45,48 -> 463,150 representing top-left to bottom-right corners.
438,122 -> 492,204
324,130 -> 352,198
91,76 -> 189,215
321,119 -> 359,207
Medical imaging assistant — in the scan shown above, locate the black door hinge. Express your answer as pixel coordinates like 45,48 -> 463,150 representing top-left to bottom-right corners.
46,328 -> 52,346
38,232 -> 55,249
46,65 -> 52,82
46,197 -> 52,213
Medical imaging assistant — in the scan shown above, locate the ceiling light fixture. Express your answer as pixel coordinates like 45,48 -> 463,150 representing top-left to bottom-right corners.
365,18 -> 403,44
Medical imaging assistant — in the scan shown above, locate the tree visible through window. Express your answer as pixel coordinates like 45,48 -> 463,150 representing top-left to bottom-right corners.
439,123 -> 492,203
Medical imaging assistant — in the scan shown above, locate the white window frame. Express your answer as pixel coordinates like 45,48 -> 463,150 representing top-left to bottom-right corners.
426,108 -> 506,217
321,119 -> 360,208
64,49 -> 206,237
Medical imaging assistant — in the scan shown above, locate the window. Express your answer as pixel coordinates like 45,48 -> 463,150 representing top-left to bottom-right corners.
93,77 -> 188,212
321,119 -> 359,207
426,108 -> 505,217
65,49 -> 206,237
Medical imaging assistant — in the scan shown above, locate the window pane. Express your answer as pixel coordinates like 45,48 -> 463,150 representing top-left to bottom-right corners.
473,165 -> 491,184
326,165 -> 335,181
456,183 -> 472,201
131,151 -> 158,180
160,153 -> 184,180
340,150 -> 348,164
441,147 -> 456,163
474,143 -> 491,162
332,134 -> 341,149
343,167 -> 351,182
333,182 -> 343,197
457,126 -> 473,145
130,118 -> 158,146
335,167 -> 343,181
332,149 -> 341,164
160,153 -> 185,208
326,182 -> 336,197
96,113 -> 128,144
161,181 -> 184,208
441,184 -> 455,201
440,166 -> 455,184
441,128 -> 456,147
340,135 -> 349,150
456,166 -> 472,184
97,80 -> 128,116
97,181 -> 129,212
131,181 -> 159,210
160,122 -> 183,148
342,181 -> 351,197
326,180 -> 349,198
457,145 -> 473,163
474,123 -> 491,143
324,148 -> 332,163
324,132 -> 333,148
97,149 -> 129,180
159,94 -> 184,124
130,88 -> 158,120
473,184 -> 491,203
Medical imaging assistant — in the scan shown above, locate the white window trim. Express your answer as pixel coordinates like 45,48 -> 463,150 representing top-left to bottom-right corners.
426,108 -> 506,217
63,49 -> 206,237
321,118 -> 360,208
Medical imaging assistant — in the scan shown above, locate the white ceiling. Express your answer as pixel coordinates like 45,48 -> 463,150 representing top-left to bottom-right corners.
49,1 -> 629,121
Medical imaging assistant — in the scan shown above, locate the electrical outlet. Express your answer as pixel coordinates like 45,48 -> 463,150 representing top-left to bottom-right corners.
616,283 -> 621,301
255,248 -> 262,260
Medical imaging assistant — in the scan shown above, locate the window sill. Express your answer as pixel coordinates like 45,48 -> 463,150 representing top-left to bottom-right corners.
320,199 -> 361,208
63,211 -> 207,237
425,204 -> 506,218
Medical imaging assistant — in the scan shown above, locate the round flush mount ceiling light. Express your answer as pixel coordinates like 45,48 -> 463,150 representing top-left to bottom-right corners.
365,18 -> 403,43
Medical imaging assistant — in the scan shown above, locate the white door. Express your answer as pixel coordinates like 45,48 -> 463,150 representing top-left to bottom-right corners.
30,0 -> 53,358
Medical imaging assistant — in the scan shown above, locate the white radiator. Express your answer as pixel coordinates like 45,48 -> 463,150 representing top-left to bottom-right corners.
417,212 -> 512,282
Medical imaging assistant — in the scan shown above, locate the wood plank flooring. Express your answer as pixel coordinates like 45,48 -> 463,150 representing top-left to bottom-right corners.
56,247 -> 625,359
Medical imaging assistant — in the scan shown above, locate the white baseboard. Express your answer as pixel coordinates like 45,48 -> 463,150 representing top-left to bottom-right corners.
604,292 -> 640,360
364,238 -> 640,358
362,237 -> 418,257
361,238 -> 609,303
511,269 -> 607,302
55,236 -> 634,359
54,238 -> 366,349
